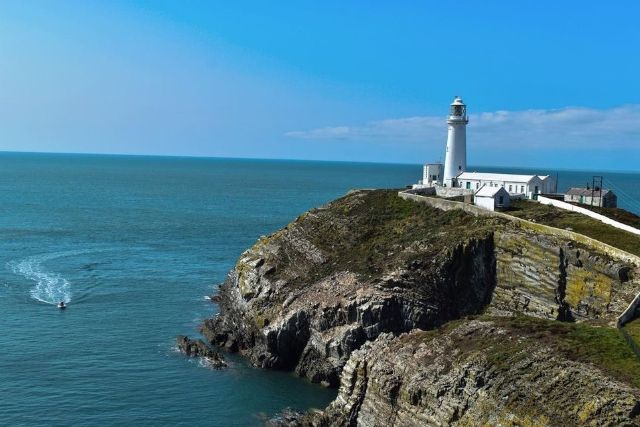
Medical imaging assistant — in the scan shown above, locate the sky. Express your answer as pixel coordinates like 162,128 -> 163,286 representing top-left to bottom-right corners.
1,1 -> 639,171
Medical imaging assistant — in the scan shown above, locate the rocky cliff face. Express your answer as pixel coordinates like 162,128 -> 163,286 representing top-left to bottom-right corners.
200,189 -> 640,425
203,190 -> 500,386
303,318 -> 640,427
490,226 -> 639,323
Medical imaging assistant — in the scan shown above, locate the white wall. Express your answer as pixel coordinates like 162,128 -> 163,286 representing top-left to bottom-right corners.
475,196 -> 496,211
460,178 -> 538,199
537,196 -> 640,236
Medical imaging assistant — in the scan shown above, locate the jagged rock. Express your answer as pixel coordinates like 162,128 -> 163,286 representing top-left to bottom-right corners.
197,189 -> 640,425
176,335 -> 226,368
303,319 -> 640,426
202,190 -> 499,385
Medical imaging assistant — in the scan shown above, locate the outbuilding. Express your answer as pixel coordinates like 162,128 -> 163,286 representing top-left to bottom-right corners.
474,185 -> 511,211
456,172 -> 543,199
564,187 -> 617,208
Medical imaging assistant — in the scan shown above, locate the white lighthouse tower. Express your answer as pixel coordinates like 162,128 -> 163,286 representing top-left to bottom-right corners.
443,96 -> 469,187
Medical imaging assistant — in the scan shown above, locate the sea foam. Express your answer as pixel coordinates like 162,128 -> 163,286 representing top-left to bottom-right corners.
7,251 -> 85,304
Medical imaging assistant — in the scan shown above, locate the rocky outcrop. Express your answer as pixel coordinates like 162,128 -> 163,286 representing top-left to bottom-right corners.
299,319 -> 640,426
489,226 -> 639,323
202,190 -> 500,386
176,335 -> 226,368
198,189 -> 640,425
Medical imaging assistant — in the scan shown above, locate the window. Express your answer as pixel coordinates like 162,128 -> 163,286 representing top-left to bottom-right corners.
499,196 -> 504,204
466,182 -> 471,189
521,185 -> 524,193
476,182 -> 479,189
509,185 -> 512,192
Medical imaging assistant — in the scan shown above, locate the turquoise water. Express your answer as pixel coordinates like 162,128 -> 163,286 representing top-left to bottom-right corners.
0,153 -> 638,426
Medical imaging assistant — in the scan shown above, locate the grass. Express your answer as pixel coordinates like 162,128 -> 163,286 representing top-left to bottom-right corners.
413,315 -> 640,389
570,203 -> 640,229
624,317 -> 640,344
507,199 -> 640,257
267,189 -> 508,286
491,315 -> 640,388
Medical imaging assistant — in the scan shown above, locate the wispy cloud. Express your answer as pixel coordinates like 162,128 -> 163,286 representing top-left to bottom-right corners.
285,105 -> 640,149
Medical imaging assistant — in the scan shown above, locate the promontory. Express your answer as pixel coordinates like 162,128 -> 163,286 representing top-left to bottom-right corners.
201,189 -> 640,426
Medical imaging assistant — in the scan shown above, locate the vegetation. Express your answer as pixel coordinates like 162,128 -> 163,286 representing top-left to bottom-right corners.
416,315 -> 640,387
624,317 -> 640,345
266,189 -> 507,285
507,199 -> 640,257
490,315 -> 640,388
571,203 -> 640,229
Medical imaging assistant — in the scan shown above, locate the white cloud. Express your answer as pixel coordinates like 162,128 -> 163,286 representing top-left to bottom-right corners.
285,105 -> 640,149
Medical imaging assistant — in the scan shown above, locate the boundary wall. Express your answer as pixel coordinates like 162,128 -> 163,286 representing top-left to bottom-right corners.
537,195 -> 640,236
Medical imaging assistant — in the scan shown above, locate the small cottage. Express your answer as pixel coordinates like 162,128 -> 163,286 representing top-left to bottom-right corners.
564,187 -> 617,208
474,185 -> 511,211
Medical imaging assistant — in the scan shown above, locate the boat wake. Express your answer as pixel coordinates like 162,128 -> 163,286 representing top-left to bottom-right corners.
7,250 -> 90,305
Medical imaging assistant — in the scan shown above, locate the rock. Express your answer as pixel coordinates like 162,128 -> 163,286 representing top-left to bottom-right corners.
176,335 -> 226,368
197,189 -> 640,425
301,319 -> 640,426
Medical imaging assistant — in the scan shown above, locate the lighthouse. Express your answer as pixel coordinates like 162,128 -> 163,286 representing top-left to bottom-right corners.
443,96 -> 468,187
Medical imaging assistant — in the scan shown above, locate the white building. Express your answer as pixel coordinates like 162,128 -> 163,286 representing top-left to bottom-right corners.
413,97 -> 556,201
443,97 -> 468,187
539,175 -> 558,194
565,187 -> 617,208
474,185 -> 511,211
456,172 -> 545,199
422,163 -> 443,186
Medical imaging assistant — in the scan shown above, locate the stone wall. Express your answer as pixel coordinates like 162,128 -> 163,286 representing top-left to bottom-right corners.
434,186 -> 474,198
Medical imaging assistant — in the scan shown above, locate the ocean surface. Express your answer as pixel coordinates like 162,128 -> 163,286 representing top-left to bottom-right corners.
0,153 -> 638,426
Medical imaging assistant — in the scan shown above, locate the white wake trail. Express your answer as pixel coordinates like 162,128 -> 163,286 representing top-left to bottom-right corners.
7,251 -> 84,304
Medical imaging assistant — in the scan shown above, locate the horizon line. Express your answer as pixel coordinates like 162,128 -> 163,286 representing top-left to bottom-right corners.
0,149 -> 638,175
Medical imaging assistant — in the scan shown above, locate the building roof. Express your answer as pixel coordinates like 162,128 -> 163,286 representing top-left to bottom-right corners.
458,172 -> 539,183
566,187 -> 613,197
475,185 -> 510,198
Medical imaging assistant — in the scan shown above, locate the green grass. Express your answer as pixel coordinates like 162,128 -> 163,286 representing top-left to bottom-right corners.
624,317 -> 640,344
571,203 -> 640,229
507,199 -> 640,257
492,315 -> 640,388
268,189 -> 508,286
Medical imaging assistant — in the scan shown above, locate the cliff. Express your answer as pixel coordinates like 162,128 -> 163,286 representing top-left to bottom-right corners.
303,317 -> 640,426
201,189 -> 640,425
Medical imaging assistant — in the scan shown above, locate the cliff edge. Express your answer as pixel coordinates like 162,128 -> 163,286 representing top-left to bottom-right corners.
202,189 -> 640,425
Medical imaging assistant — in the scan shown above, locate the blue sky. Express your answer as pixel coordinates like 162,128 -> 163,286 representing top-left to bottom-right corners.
1,1 -> 639,170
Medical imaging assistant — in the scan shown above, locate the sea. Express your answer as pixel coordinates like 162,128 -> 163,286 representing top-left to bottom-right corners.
0,152 -> 638,426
